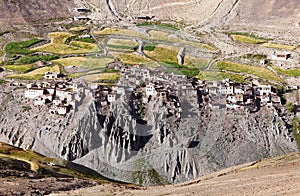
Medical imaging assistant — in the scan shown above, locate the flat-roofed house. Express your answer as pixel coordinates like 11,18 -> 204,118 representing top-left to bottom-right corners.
25,88 -> 44,99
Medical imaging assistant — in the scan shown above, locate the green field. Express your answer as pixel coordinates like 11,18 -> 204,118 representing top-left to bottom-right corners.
144,44 -> 178,63
106,38 -> 138,52
94,28 -> 148,39
230,34 -> 267,44
6,65 -> 60,80
53,57 -> 114,70
197,71 -> 249,83
228,32 -> 270,44
15,55 -> 58,64
32,32 -> 100,55
4,38 -> 43,56
110,52 -> 152,65
69,26 -> 88,32
3,64 -> 38,73
273,67 -> 300,77
261,42 -> 297,51
215,61 -> 281,81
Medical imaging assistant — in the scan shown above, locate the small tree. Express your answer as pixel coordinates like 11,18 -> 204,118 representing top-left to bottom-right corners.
285,102 -> 295,113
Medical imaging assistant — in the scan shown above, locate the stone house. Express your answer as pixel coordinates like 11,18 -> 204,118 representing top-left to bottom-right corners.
34,97 -> 46,106
57,105 -> 68,115
44,72 -> 58,80
107,94 -> 116,102
255,85 -> 271,96
56,89 -> 73,101
146,84 -> 155,96
271,53 -> 291,61
25,88 -> 44,99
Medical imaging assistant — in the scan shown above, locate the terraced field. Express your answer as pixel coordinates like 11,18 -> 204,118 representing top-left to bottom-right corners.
32,32 -> 100,55
1,25 -> 298,85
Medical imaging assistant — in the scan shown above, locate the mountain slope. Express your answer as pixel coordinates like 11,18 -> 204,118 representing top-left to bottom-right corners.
0,0 -> 76,25
53,152 -> 300,195
0,142 -> 119,195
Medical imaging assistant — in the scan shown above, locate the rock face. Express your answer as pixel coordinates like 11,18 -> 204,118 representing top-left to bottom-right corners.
0,75 -> 297,185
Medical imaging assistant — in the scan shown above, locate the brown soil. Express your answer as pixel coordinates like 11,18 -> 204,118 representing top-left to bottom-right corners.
52,153 -> 300,195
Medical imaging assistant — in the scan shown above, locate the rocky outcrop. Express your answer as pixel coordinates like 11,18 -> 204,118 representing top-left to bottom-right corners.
0,80 -> 297,185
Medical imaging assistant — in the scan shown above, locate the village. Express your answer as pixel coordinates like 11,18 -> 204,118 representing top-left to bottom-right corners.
21,62 -> 286,117
88,63 -> 284,119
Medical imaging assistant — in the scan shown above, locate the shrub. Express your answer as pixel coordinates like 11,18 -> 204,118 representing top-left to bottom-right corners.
285,102 -> 295,113
15,55 -> 58,64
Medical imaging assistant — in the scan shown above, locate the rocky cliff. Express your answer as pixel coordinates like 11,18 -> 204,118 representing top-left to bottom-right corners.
0,75 -> 297,185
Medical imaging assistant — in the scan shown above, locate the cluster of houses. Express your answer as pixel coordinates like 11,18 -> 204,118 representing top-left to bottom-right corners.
209,79 -> 281,111
102,64 -> 283,113
24,72 -> 75,115
23,65 -> 285,117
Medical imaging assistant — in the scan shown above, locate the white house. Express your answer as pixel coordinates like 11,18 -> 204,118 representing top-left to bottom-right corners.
44,72 -> 58,80
34,97 -> 46,106
143,69 -> 150,79
227,94 -> 243,104
260,95 -> 271,103
255,85 -> 271,96
271,53 -> 290,61
146,85 -> 155,96
57,105 -> 68,115
219,85 -> 234,95
107,94 -> 116,102
56,89 -> 73,101
45,88 -> 55,95
25,88 -> 44,99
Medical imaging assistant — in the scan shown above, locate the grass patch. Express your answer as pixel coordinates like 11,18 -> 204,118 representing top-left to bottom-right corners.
94,28 -> 147,39
0,79 -> 7,84
227,32 -> 271,44
69,26 -> 87,32
143,43 -> 156,51
272,67 -> 300,77
110,52 -> 152,65
136,21 -> 179,31
215,61 -> 281,81
4,38 -> 43,56
242,53 -> 267,60
230,34 -> 267,44
156,23 -> 179,31
99,72 -> 120,82
161,62 -> 199,77
32,32 -> 100,55
144,44 -> 178,63
15,55 -> 58,64
3,64 -> 38,73
54,57 -> 114,70
6,65 -> 60,80
106,38 -> 138,52
197,71 -> 249,83
0,142 -> 112,182
79,72 -> 120,83
261,42 -> 297,51
148,30 -> 169,40
189,57 -> 210,69
73,37 -> 95,43
96,27 -> 215,51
